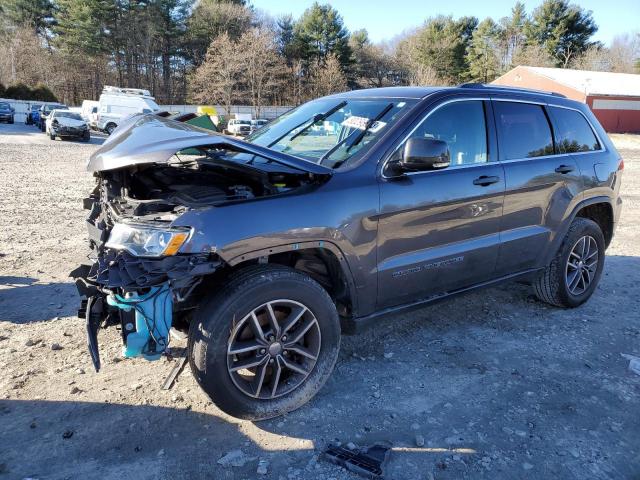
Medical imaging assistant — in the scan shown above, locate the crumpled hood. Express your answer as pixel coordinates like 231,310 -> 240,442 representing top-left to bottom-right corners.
55,117 -> 86,128
87,114 -> 332,175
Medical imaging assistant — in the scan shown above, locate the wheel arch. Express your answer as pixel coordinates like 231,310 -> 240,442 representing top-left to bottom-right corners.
575,201 -> 614,248
544,196 -> 615,266
225,241 -> 359,319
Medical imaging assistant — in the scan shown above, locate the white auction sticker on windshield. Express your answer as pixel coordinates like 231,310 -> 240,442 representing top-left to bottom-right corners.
341,116 -> 387,133
342,115 -> 369,130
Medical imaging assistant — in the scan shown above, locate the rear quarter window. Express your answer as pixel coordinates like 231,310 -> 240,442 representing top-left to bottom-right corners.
494,101 -> 554,160
549,106 -> 600,153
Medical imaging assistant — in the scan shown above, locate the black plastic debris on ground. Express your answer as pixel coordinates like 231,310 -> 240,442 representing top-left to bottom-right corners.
322,442 -> 391,479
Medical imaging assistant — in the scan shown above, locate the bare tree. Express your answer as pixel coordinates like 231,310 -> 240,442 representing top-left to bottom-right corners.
307,53 -> 347,98
240,28 -> 287,117
190,33 -> 244,115
512,44 -> 555,67
608,33 -> 640,73
0,27 -> 52,88
571,45 -> 610,71
394,31 -> 447,86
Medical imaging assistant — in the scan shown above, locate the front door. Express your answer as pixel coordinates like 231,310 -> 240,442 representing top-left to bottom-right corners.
377,98 -> 505,309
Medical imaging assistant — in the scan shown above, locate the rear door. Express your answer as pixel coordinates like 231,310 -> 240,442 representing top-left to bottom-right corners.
546,104 -> 608,197
492,98 -> 582,276
377,97 -> 505,309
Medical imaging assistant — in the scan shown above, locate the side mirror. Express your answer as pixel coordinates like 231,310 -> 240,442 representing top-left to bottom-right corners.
398,138 -> 450,172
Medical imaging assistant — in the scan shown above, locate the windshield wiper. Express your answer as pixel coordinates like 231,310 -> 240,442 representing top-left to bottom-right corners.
317,103 -> 394,164
268,100 -> 347,148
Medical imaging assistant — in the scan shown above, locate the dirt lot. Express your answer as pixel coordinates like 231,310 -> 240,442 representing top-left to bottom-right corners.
1,124 -> 639,480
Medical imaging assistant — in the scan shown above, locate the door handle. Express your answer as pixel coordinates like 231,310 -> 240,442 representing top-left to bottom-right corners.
473,175 -> 500,186
555,165 -> 575,174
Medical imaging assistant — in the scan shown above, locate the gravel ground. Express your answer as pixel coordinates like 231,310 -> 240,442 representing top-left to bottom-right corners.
1,124 -> 639,480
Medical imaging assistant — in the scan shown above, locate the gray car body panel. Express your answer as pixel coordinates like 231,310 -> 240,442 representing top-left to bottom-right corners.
91,87 -> 623,319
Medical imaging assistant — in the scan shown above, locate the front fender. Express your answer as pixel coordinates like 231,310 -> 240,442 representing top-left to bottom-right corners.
171,173 -> 380,316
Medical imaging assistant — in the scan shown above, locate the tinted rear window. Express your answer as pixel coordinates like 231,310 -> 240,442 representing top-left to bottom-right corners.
550,107 -> 600,153
494,102 -> 554,160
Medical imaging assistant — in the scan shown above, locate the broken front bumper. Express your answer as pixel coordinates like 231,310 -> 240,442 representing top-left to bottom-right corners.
71,249 -> 221,371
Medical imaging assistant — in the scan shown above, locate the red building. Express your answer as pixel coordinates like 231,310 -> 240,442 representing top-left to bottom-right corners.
492,66 -> 640,133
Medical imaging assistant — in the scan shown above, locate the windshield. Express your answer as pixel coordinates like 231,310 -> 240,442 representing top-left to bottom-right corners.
0,103 -> 10,109
56,111 -> 82,120
244,97 -> 416,168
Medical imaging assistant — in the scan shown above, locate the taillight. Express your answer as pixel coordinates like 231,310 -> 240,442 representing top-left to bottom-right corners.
618,159 -> 624,171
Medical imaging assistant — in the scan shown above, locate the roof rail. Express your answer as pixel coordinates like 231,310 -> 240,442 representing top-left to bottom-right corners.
102,85 -> 153,98
458,83 -> 566,98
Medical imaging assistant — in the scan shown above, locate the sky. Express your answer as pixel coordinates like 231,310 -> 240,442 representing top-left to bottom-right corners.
250,0 -> 640,47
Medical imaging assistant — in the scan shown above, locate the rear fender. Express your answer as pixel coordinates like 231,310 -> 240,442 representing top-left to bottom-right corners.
542,195 -> 615,266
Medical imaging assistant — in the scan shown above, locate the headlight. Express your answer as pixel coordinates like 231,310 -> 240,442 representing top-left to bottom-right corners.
105,223 -> 191,257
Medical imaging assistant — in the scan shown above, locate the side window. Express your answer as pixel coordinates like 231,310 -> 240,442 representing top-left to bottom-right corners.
550,106 -> 600,153
493,102 -> 554,159
405,100 -> 488,166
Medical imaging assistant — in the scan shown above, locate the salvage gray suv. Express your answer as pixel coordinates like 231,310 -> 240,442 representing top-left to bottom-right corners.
73,85 -> 623,420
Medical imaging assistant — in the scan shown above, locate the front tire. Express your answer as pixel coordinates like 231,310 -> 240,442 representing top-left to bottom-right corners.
105,123 -> 116,135
188,265 -> 341,420
533,217 -> 605,308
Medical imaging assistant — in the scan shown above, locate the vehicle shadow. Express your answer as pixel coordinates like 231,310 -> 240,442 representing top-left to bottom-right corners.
0,280 -> 78,323
1,399 -> 262,480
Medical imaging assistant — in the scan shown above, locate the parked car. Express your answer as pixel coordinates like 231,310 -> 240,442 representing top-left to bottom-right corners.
28,104 -> 44,126
0,102 -> 15,124
249,118 -> 268,134
225,118 -> 252,136
38,103 -> 68,131
97,85 -> 160,135
47,109 -> 90,141
72,85 -> 623,420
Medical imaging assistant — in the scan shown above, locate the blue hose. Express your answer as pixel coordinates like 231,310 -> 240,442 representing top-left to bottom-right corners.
107,283 -> 173,360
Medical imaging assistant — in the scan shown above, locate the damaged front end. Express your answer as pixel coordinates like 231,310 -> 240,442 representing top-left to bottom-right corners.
71,114 -> 331,371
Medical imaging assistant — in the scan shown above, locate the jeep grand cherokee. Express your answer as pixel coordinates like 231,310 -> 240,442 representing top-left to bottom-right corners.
72,84 -> 623,420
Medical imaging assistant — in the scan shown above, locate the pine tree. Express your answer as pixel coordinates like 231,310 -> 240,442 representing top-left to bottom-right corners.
291,2 -> 352,69
524,0 -> 598,67
466,19 -> 500,83
498,2 -> 527,69
0,0 -> 54,36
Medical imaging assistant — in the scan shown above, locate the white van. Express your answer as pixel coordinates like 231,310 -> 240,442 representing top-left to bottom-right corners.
97,86 -> 160,135
80,100 -> 99,124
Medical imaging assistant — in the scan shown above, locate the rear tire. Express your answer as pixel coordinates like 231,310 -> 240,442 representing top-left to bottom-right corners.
106,123 -> 116,135
50,132 -> 56,140
533,217 -> 605,308
188,265 -> 341,420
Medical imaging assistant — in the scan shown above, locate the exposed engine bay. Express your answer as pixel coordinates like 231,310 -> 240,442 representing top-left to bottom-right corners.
97,153 -> 310,220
